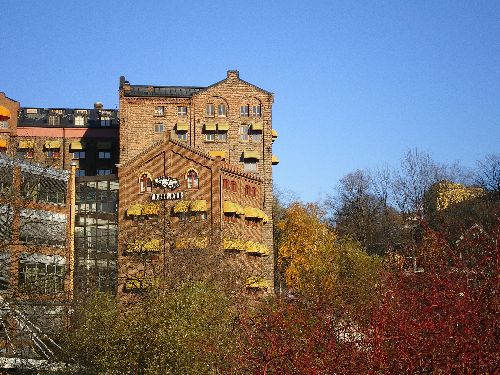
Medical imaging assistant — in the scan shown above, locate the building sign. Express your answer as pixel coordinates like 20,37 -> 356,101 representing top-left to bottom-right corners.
151,192 -> 184,201
154,176 -> 180,190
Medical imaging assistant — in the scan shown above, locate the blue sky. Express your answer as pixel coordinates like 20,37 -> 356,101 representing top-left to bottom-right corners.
2,1 -> 499,202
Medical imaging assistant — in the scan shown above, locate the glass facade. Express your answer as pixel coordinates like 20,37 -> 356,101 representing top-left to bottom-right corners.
74,176 -> 118,297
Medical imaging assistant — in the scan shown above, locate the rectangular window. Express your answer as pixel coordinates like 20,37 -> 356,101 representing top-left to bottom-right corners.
46,149 -> 61,159
154,123 -> 164,133
205,104 -> 215,117
72,151 -> 86,159
0,121 -> 8,129
18,149 -> 34,159
98,151 -> 111,159
76,170 -> 86,177
240,105 -> 249,117
251,131 -> 262,143
97,169 -> 112,176
218,104 -> 226,117
19,209 -> 67,247
231,181 -> 237,192
217,132 -> 227,142
239,125 -> 250,141
244,160 -> 257,172
204,133 -> 215,142
251,105 -> 261,117
223,179 -> 229,190
154,106 -> 164,116
19,253 -> 66,294
177,106 -> 187,116
177,132 -> 187,141
48,116 -> 60,126
74,115 -> 85,126
100,117 -> 111,127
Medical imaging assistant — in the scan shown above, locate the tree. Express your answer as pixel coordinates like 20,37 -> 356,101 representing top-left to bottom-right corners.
62,282 -> 238,374
474,153 -> 500,196
392,148 -> 450,216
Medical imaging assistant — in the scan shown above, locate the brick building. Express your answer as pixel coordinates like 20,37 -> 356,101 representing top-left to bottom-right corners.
0,70 -> 279,295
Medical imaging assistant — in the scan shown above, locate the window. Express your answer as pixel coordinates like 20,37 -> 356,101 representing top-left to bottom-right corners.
177,132 -> 187,141
76,169 -> 86,177
245,185 -> 257,197
46,149 -> 61,159
154,106 -> 164,116
177,106 -> 187,116
205,130 -> 226,142
186,169 -> 199,189
97,169 -> 112,176
217,132 -> 227,142
218,104 -> 226,117
244,160 -> 257,172
231,181 -> 237,192
205,104 -> 215,117
240,105 -> 249,117
251,105 -> 261,117
19,209 -> 67,247
239,125 -> 261,142
0,121 -> 8,129
19,253 -> 66,294
48,115 -> 60,126
21,173 -> 67,205
223,179 -> 229,190
239,125 -> 250,141
72,151 -> 86,159
98,151 -> 111,159
204,133 -> 215,142
140,173 -> 152,193
100,117 -> 111,127
224,213 -> 238,223
154,123 -> 164,133
74,115 -> 85,126
18,149 -> 34,159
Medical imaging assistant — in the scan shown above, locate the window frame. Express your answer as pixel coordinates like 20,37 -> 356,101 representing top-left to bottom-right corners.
177,106 -> 188,116
218,104 -> 227,117
240,105 -> 249,117
205,103 -> 215,117
186,169 -> 199,189
98,151 -> 111,160
154,106 -> 165,116
154,123 -> 165,133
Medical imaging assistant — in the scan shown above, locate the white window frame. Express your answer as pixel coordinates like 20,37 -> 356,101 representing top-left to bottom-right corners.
205,104 -> 215,117
74,115 -> 85,126
240,105 -> 249,117
177,106 -> 187,116
154,106 -> 164,116
251,105 -> 261,117
154,123 -> 164,133
218,104 -> 226,117
177,132 -> 187,141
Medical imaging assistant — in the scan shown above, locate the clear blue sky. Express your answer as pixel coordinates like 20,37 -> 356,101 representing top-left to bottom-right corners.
2,1 -> 499,202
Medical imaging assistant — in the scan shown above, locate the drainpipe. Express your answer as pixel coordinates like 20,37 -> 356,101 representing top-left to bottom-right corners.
69,161 -> 77,301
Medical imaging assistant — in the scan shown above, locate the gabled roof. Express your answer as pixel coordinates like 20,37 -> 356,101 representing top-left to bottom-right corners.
194,70 -> 273,97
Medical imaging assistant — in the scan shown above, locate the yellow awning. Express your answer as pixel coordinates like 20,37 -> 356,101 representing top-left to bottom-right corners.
97,141 -> 111,149
176,123 -> 188,131
223,238 -> 246,251
272,129 -> 278,139
245,276 -> 269,290
262,213 -> 270,223
208,150 -> 226,159
174,200 -> 190,213
190,200 -> 207,212
272,155 -> 280,165
0,106 -> 10,120
44,140 -> 61,149
70,141 -> 84,150
235,203 -> 245,215
204,123 -> 216,131
175,237 -> 208,250
127,204 -> 143,216
223,201 -> 236,213
245,241 -> 259,253
18,140 -> 35,149
142,203 -> 160,216
0,139 -> 8,148
127,239 -> 160,253
217,122 -> 229,131
244,206 -> 259,218
251,122 -> 263,131
243,151 -> 259,160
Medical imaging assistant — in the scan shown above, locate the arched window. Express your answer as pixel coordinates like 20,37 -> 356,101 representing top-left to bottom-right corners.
140,173 -> 152,193
186,169 -> 199,189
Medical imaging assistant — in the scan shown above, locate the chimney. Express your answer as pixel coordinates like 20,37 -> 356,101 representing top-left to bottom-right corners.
94,102 -> 103,109
227,70 -> 239,80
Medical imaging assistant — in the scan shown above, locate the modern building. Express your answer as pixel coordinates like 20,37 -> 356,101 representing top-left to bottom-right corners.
0,70 -> 279,296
